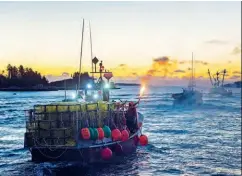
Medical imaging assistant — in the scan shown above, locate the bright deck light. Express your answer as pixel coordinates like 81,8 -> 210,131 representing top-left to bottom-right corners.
93,94 -> 98,99
72,93 -> 76,99
104,83 -> 110,89
87,84 -> 92,89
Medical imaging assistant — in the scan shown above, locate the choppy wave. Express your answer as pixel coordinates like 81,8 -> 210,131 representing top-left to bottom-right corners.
0,87 -> 241,176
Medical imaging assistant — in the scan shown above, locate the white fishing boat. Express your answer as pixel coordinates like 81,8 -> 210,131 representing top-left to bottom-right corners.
208,69 -> 232,96
172,53 -> 203,105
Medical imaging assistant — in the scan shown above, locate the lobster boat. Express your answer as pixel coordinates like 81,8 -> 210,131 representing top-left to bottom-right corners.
208,69 -> 232,96
24,99 -> 146,162
24,20 -> 148,163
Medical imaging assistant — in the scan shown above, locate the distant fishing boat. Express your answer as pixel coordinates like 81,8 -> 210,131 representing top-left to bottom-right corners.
172,53 -> 203,105
208,69 -> 232,96
24,20 -> 148,163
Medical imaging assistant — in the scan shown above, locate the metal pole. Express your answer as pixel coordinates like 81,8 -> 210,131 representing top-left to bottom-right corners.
89,21 -> 94,78
221,69 -> 225,87
208,69 -> 214,86
78,19 -> 85,91
192,52 -> 194,90
64,79 -> 66,100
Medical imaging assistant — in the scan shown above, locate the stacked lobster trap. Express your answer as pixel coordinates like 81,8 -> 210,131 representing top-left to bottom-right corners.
24,101 -> 128,148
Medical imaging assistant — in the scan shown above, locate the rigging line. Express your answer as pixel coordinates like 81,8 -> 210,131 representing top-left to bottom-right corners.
89,21 -> 94,78
78,19 -> 85,91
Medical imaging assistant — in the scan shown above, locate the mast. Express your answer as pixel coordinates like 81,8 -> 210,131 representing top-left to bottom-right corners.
221,69 -> 226,87
208,69 -> 214,86
216,71 -> 220,87
191,52 -> 194,90
64,79 -> 66,100
89,21 -> 94,78
78,19 -> 85,91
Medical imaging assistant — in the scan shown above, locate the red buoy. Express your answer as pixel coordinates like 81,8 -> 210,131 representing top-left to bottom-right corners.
111,129 -> 121,141
139,135 -> 148,146
101,147 -> 112,160
97,127 -> 105,140
81,128 -> 91,140
121,130 -> 129,141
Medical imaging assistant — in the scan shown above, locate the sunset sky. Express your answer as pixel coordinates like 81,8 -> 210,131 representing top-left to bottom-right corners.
0,1 -> 241,85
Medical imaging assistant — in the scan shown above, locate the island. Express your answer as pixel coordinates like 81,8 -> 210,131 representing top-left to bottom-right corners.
223,81 -> 241,88
0,64 -> 92,91
0,64 -> 139,91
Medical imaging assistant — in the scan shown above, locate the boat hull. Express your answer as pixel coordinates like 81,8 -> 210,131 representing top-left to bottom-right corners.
209,87 -> 232,96
172,91 -> 203,105
30,133 -> 139,163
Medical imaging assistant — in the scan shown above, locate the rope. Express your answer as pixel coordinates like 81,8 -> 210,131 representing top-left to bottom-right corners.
33,138 -> 68,159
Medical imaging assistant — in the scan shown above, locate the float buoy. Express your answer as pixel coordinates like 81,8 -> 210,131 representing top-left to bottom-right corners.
92,128 -> 99,140
89,128 -> 94,140
81,128 -> 90,140
97,127 -> 105,140
139,135 -> 148,146
121,130 -> 129,141
101,147 -> 112,160
103,126 -> 111,138
111,129 -> 121,141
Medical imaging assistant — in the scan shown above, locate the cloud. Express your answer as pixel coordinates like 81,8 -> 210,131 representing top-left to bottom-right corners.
140,56 -> 178,85
153,56 -> 169,62
179,61 -> 185,64
119,64 -> 127,67
205,39 -> 228,45
174,69 -> 186,73
46,72 -> 71,82
62,72 -> 70,77
231,46 -> 241,55
195,61 -> 208,65
232,71 -> 241,74
230,75 -> 240,79
179,60 -> 208,65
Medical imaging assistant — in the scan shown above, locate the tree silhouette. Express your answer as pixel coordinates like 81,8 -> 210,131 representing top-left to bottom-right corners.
0,64 -> 48,88
0,65 -> 93,89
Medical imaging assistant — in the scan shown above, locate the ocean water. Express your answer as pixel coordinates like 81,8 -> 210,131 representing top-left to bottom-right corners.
0,86 -> 241,176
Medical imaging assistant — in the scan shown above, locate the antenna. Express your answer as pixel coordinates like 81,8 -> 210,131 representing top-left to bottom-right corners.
208,69 -> 214,86
192,52 -> 194,90
78,19 -> 85,91
221,69 -> 226,87
89,21 -> 94,78
64,79 -> 66,101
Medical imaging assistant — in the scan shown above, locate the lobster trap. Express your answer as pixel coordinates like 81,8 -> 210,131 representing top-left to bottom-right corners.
24,101 -> 128,148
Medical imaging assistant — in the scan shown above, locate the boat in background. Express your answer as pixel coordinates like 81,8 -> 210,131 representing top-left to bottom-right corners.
208,69 -> 232,96
172,53 -> 203,105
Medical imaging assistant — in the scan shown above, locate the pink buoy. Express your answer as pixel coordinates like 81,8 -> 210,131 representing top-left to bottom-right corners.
101,147 -> 112,160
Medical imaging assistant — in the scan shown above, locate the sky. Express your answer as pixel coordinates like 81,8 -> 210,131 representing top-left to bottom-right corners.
0,1 -> 241,85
